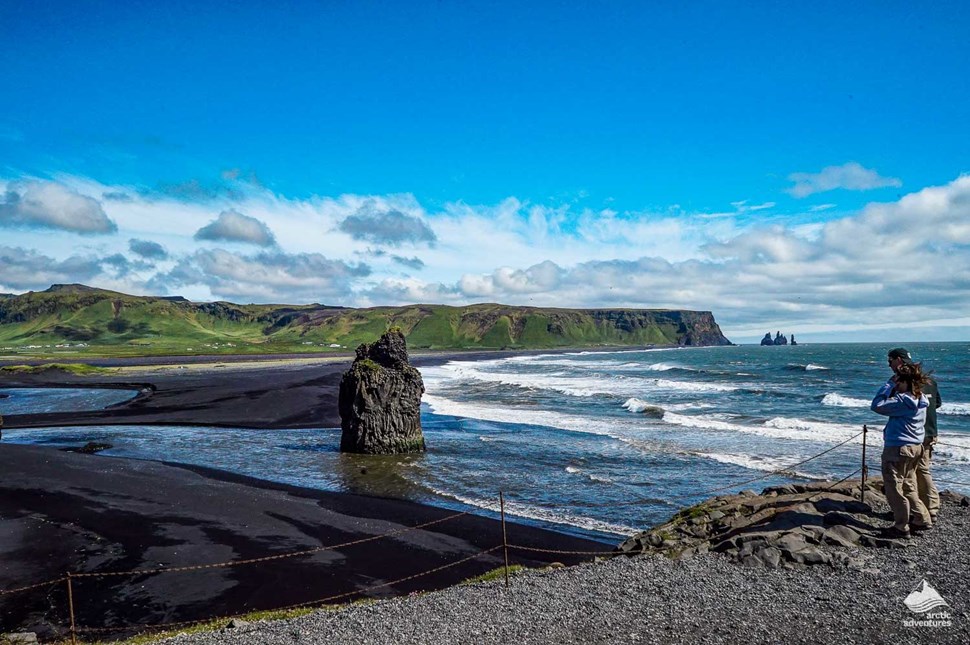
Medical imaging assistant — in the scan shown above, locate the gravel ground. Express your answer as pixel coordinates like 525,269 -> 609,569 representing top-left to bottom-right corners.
159,498 -> 969,645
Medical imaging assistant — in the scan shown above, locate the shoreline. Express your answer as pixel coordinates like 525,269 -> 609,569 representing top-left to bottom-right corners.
0,346 -> 663,430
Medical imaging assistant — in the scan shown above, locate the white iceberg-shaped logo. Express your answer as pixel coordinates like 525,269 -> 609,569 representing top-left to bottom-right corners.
904,580 -> 948,613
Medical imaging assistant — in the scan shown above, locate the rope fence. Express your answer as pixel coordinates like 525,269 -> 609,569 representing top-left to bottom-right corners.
2,423 -> 967,644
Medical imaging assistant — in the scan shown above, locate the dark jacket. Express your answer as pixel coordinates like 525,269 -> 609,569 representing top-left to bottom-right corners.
923,377 -> 942,439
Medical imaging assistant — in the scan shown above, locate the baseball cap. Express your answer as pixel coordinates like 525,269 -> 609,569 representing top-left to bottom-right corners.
887,347 -> 914,363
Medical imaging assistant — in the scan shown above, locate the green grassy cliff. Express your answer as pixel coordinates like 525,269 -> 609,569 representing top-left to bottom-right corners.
0,284 -> 731,357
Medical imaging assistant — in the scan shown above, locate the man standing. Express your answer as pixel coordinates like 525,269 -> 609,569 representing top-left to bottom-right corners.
888,347 -> 942,523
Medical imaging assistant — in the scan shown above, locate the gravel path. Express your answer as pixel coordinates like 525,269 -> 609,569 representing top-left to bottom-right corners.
159,498 -> 969,645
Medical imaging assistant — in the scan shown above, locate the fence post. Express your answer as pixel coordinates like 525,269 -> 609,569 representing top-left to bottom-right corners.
499,491 -> 510,589
860,425 -> 868,504
66,572 -> 78,645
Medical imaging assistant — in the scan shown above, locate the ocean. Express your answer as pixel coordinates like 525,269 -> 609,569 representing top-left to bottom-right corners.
3,342 -> 969,542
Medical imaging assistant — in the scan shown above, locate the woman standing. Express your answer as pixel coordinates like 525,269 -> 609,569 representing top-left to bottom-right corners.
870,362 -> 933,538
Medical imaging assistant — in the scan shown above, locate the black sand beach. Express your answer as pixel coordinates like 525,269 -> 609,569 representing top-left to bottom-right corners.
0,354 -> 606,639
0,350 -> 548,429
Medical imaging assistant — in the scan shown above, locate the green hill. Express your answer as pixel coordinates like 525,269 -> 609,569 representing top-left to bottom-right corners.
0,284 -> 731,357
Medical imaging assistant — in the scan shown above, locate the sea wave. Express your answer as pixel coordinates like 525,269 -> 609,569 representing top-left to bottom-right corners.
564,465 -> 614,484
653,378 -> 737,393
622,398 -> 665,417
821,393 -> 870,408
661,411 -> 862,444
424,393 -> 626,439
425,364 -> 618,397
785,363 -> 829,371
941,403 -> 970,416
697,451 -> 828,481
423,486 -> 638,536
425,363 -> 737,399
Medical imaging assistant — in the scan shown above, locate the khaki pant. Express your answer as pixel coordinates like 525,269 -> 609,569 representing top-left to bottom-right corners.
881,445 -> 931,531
916,437 -> 940,520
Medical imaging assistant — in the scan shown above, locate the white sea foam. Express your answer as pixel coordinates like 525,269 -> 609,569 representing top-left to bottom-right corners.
423,486 -> 638,536
787,363 -> 829,371
426,362 -> 734,399
642,362 -> 683,372
653,378 -> 736,393
622,398 -> 663,414
940,403 -> 970,416
666,401 -> 715,412
698,452 -> 828,480
565,465 -> 582,474
424,393 -> 626,439
426,363 -> 623,397
661,411 -> 862,444
822,393 -> 870,408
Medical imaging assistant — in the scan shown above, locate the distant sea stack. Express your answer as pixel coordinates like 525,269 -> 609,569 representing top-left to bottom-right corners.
761,332 -> 793,346
338,329 -> 426,455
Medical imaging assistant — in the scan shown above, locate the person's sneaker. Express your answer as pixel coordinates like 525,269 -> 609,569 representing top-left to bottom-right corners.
880,526 -> 911,539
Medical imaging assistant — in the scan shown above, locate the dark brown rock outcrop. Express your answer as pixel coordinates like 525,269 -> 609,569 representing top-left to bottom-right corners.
617,479 -> 969,570
338,330 -> 426,454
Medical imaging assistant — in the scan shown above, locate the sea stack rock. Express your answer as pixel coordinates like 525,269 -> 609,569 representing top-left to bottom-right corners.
339,329 -> 426,454
773,331 -> 788,346
791,335 -> 798,346
761,333 -> 773,346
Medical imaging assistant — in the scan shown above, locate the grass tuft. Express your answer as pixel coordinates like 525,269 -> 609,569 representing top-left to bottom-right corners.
0,363 -> 113,376
461,564 -> 525,585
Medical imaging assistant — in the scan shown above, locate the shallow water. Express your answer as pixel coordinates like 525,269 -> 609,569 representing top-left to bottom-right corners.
0,387 -> 137,414
3,342 -> 968,542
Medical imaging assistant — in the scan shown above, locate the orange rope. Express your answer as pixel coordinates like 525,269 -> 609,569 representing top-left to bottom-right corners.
75,545 -> 503,634
73,511 -> 470,578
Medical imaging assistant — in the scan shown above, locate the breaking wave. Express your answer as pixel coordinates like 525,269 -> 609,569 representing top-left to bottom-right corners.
821,393 -> 870,408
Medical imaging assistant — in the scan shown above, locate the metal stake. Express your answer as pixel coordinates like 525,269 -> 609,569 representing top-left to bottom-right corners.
66,572 -> 78,645
500,491 -> 510,588
861,425 -> 868,504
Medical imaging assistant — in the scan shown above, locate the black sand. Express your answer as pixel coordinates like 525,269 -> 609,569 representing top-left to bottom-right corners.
0,353 -> 607,639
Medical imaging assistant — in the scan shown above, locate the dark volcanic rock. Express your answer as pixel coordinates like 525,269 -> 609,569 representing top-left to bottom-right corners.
616,478 -> 919,569
760,333 -> 773,346
338,330 -> 426,454
773,331 -> 788,345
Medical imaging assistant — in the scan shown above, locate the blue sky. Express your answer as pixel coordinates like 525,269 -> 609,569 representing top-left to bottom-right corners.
1,2 -> 968,342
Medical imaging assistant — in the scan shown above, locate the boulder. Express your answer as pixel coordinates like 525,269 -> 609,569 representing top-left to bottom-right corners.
338,330 -> 426,454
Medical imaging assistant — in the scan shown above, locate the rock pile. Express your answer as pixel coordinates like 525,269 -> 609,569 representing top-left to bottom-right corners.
617,478 -> 969,570
338,329 -> 426,454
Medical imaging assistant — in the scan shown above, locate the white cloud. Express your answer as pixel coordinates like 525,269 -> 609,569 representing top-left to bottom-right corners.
194,209 -> 276,246
0,180 -> 117,234
787,162 -> 902,198
0,246 -> 103,290
152,248 -> 370,303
